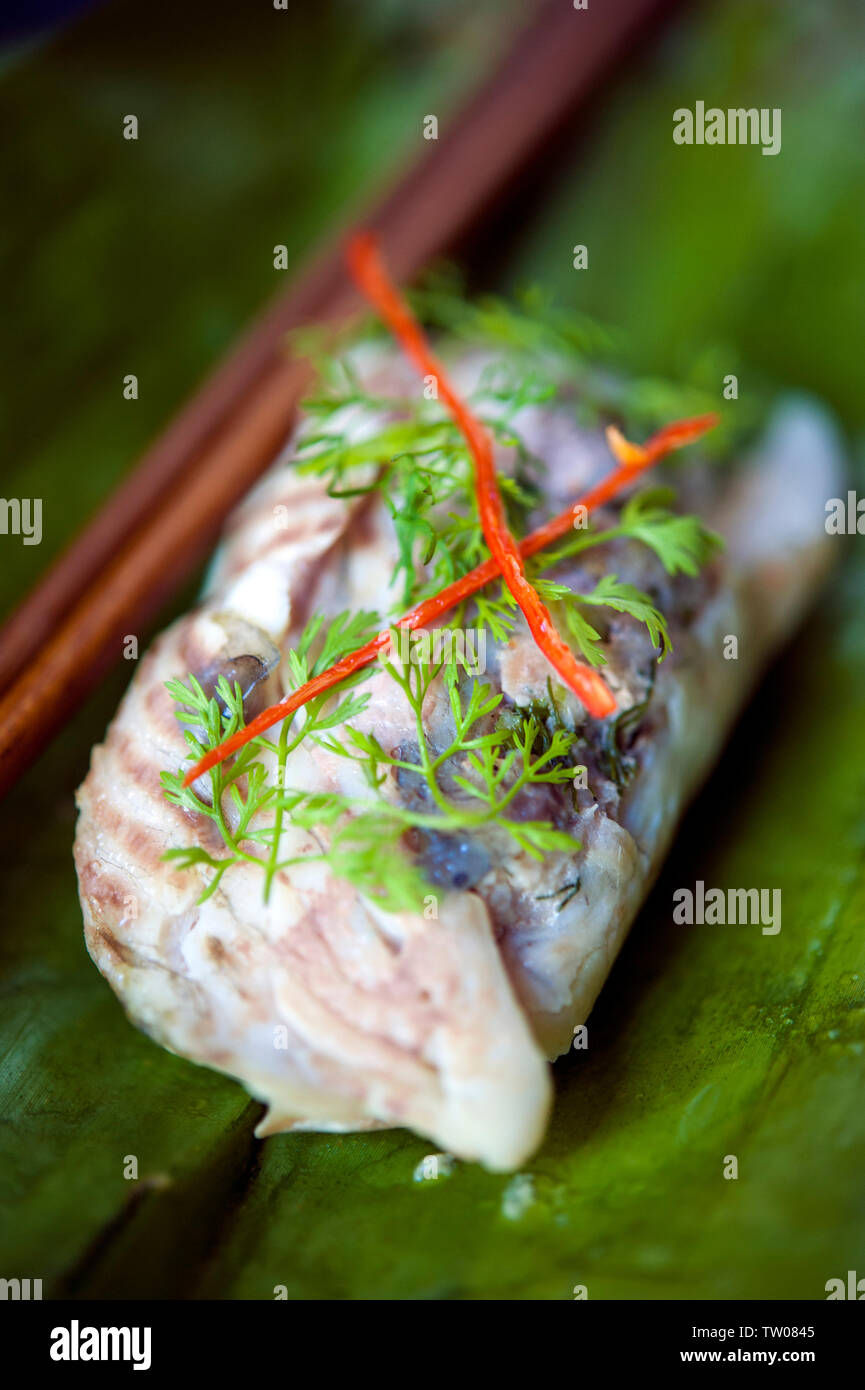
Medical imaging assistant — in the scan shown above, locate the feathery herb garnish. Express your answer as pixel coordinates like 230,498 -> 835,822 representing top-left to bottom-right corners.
600,695 -> 654,792
166,256 -> 723,912
161,609 -> 379,901
161,619 -> 584,910
317,639 -> 584,861
296,411 -> 540,608
406,266 -> 753,448
180,415 -> 719,789
472,486 -> 722,666
535,486 -> 721,579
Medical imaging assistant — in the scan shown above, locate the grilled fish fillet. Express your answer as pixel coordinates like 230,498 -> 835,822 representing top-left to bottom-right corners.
74,367 -> 843,1169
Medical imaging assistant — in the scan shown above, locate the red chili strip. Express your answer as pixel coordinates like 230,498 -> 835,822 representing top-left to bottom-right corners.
346,231 -> 617,719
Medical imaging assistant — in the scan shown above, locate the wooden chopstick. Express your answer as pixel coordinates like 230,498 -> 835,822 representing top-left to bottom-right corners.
0,0 -> 678,797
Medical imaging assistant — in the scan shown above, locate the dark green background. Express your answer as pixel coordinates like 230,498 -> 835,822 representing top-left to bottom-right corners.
1,0 -> 863,1299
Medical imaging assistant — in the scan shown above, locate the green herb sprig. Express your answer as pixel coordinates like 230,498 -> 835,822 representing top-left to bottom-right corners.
315,639 -> 584,862
161,284 -> 727,909
161,616 -> 584,912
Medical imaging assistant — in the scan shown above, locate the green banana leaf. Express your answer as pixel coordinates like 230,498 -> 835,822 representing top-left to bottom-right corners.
1,0 -> 863,1300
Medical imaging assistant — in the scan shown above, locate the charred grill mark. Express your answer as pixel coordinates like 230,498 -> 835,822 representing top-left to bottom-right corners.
105,729 -> 224,854
77,858 -> 131,917
143,669 -> 184,742
92,926 -> 136,966
226,508 -> 343,576
284,490 -> 383,638
217,478 -> 345,569
109,727 -> 165,796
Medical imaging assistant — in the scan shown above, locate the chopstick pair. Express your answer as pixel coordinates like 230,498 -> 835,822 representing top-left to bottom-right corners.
0,0 -> 679,798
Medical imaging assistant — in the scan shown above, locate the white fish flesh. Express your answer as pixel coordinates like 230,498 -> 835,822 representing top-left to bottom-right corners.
74,368 -> 843,1170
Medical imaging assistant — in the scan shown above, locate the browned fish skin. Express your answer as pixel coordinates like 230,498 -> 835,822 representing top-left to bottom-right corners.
75,362 -> 843,1168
